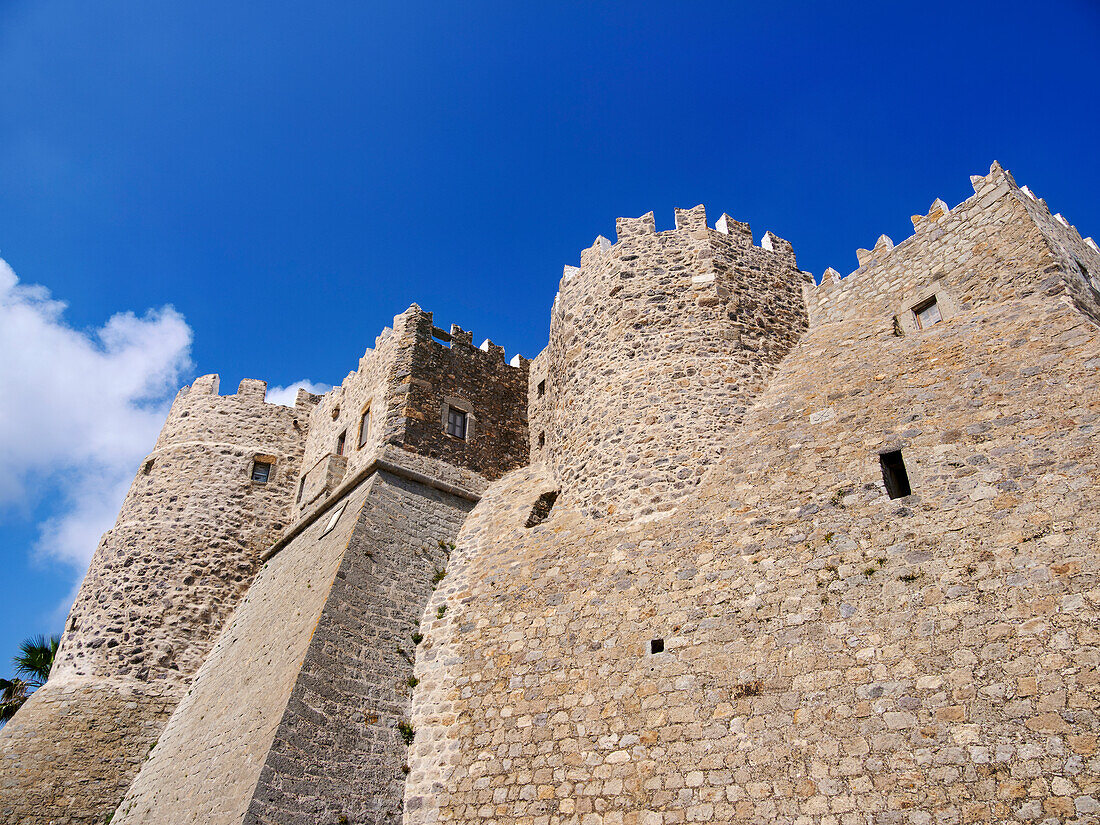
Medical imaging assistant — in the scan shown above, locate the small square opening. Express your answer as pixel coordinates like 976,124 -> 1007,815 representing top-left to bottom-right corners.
880,450 -> 912,499
252,460 -> 272,484
912,296 -> 942,329
649,639 -> 664,655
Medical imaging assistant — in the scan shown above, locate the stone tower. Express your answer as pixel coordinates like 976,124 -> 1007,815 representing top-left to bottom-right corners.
527,205 -> 811,520
106,305 -> 530,825
0,376 -> 312,825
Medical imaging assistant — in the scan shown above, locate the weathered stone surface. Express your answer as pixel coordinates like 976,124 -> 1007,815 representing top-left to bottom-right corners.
112,468 -> 472,825
405,165 -> 1100,825
529,207 -> 810,521
4,161 -> 1099,825
0,378 -> 312,825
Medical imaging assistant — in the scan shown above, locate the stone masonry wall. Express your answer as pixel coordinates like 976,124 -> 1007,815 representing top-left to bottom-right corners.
299,304 -> 528,519
112,469 -> 473,825
244,471 -> 473,825
406,173 -> 1099,825
111,476 -> 378,825
407,290 -> 1100,825
0,375 -> 312,825
1012,179 -> 1100,326
534,206 -> 809,521
0,679 -> 175,825
297,311 -> 411,515
806,163 -> 1079,330
401,309 -> 530,480
54,374 -> 310,685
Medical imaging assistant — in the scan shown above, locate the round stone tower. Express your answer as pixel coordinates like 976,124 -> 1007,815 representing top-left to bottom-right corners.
533,205 -> 811,520
0,375 -> 313,825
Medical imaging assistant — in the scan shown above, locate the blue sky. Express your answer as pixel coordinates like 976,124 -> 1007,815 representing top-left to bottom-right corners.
1,0 -> 1098,673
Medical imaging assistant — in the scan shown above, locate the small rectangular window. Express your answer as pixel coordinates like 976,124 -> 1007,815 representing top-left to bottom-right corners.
296,475 -> 305,503
537,380 -> 546,397
538,432 -> 545,449
913,296 -> 942,329
880,450 -> 912,499
336,430 -> 347,456
252,460 -> 272,484
358,407 -> 371,448
446,408 -> 468,440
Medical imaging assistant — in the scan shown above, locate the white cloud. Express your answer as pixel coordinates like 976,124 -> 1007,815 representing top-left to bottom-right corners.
266,379 -> 331,407
0,258 -> 193,569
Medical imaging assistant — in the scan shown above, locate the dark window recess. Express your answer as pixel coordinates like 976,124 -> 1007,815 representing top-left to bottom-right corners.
913,296 -> 942,329
358,408 -> 370,448
649,638 -> 665,655
892,316 -> 904,337
336,430 -> 347,456
446,408 -> 468,439
880,450 -> 912,499
296,475 -> 306,503
538,432 -> 546,449
524,491 -> 558,528
252,461 -> 272,484
142,459 -> 154,475
537,379 -> 546,397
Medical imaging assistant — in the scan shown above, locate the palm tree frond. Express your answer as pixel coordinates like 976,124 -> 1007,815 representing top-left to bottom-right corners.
13,634 -> 61,686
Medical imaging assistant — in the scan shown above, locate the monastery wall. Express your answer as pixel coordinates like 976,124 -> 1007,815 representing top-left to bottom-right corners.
5,160 -> 1098,825
0,375 -> 312,825
806,163 -> 1096,331
112,469 -> 474,825
406,175 -> 1100,825
399,309 -> 529,479
297,311 -> 411,512
1012,182 -> 1100,326
531,205 -> 810,522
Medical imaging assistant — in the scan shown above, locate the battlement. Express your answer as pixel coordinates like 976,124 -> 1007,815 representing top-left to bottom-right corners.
177,374 -> 321,412
566,204 -> 797,287
298,304 -> 530,502
806,161 -> 1100,327
10,161 -> 1100,825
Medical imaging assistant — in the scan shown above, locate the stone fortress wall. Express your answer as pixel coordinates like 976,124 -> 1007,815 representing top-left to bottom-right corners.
529,205 -> 811,521
404,164 -> 1100,825
808,162 -> 1100,330
2,161 -> 1098,825
0,376 -> 315,825
105,304 -> 530,824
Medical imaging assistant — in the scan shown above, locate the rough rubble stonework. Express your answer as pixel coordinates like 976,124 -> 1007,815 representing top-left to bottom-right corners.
1,162 -> 1098,825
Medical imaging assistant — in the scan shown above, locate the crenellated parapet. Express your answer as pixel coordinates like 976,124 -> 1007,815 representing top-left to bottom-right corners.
534,205 -> 810,520
297,304 -> 529,519
807,161 -> 1100,328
